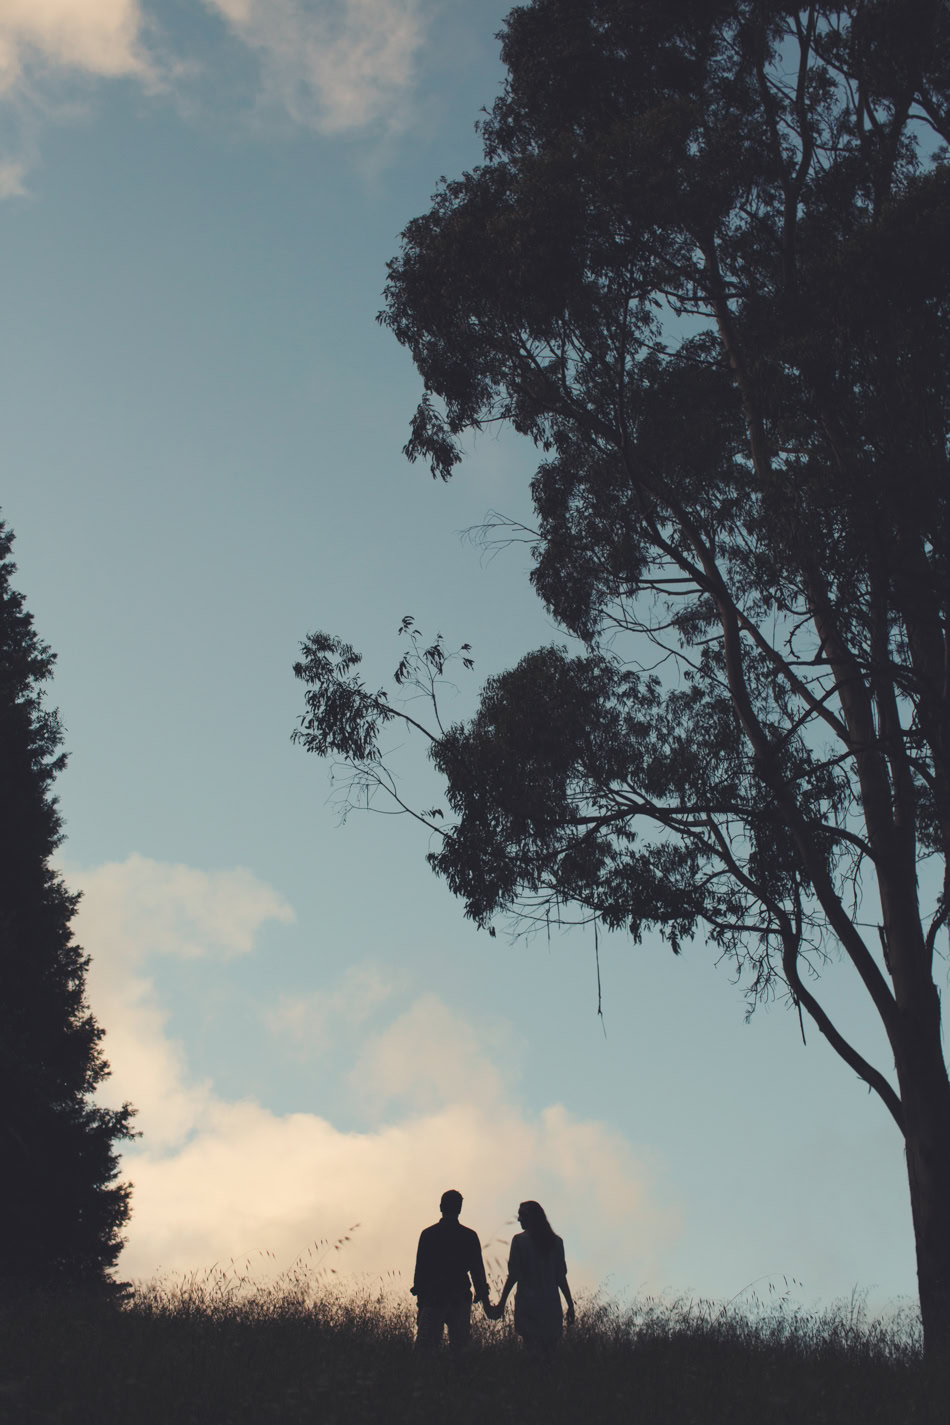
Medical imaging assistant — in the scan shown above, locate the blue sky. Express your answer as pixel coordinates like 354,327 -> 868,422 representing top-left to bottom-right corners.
1,0 -> 925,1315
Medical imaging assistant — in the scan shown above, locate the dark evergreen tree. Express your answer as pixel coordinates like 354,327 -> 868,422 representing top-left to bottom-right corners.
0,518 -> 134,1290
294,2 -> 950,1354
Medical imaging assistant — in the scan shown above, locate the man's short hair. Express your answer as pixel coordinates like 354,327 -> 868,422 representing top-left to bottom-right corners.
440,1189 -> 463,1214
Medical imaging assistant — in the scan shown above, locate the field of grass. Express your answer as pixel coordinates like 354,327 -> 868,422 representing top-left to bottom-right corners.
0,1269 -> 944,1424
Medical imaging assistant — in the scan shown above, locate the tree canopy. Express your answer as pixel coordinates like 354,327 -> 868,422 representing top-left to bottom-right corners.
0,519 -> 135,1290
295,1 -> 950,1353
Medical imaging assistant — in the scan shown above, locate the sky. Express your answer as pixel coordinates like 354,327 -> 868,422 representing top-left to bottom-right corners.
0,0 -> 931,1318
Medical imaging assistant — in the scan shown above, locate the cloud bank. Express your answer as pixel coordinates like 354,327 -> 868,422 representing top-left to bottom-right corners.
72,854 -> 679,1294
0,0 -> 160,197
205,0 -> 426,133
0,0 -> 428,196
0,0 -> 154,95
0,0 -> 425,126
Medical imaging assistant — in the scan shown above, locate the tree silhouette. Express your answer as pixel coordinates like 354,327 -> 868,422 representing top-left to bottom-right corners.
0,518 -> 135,1290
294,1 -> 950,1355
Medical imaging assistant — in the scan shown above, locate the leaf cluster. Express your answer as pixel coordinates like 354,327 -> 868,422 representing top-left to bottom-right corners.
301,3 -> 950,1124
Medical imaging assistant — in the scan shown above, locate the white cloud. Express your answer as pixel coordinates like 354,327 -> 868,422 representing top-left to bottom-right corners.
77,854 -> 295,1150
0,0 -> 154,94
264,963 -> 394,1058
350,992 -> 511,1118
0,155 -> 26,195
70,854 -> 679,1294
0,0 -> 428,197
204,0 -> 426,133
79,852 -> 296,963
0,0 -> 161,198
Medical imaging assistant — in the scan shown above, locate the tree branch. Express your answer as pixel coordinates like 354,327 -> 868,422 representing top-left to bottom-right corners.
782,928 -> 905,1133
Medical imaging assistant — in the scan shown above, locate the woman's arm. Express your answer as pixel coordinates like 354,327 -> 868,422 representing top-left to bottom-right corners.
557,1241 -> 575,1324
496,1273 -> 515,1314
495,1234 -> 520,1315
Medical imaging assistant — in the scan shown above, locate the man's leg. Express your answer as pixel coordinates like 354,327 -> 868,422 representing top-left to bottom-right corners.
415,1305 -> 445,1353
445,1296 -> 472,1352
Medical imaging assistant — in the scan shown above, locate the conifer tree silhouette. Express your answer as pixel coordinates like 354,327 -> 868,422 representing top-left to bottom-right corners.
0,518 -> 135,1289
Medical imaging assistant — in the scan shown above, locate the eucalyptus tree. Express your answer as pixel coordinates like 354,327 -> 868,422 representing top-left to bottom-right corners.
294,1 -> 950,1353
0,520 -> 135,1289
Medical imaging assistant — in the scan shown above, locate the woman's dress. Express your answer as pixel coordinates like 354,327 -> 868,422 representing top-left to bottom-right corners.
508,1231 -> 567,1343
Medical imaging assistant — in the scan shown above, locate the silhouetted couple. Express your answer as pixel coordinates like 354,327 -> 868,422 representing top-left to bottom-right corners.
411,1189 -> 575,1354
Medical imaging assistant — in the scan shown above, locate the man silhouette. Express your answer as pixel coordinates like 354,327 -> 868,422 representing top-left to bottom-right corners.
411,1189 -> 491,1352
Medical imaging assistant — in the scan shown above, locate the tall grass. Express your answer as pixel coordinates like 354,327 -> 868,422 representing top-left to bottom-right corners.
0,1267 -> 944,1425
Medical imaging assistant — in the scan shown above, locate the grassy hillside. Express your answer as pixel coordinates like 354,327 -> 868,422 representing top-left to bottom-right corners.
0,1272 -> 942,1424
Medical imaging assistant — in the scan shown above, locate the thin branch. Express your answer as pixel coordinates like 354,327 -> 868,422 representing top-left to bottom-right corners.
783,930 -> 905,1133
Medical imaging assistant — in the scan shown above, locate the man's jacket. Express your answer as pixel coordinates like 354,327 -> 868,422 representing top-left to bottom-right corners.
412,1219 -> 489,1306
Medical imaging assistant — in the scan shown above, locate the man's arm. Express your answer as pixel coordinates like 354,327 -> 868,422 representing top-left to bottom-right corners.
411,1230 -> 429,1300
467,1228 -> 490,1304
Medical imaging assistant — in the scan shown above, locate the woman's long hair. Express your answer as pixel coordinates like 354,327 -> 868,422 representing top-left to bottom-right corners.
518,1200 -> 558,1254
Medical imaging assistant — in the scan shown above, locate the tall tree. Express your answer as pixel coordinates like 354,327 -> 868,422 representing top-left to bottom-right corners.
0,519 -> 134,1290
294,1 -> 950,1354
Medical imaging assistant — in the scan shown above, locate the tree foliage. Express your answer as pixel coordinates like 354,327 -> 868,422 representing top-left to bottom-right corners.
0,519 -> 135,1289
295,0 -> 950,1352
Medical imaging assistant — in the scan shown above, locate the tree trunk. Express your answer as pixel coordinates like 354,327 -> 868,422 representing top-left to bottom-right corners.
894,985 -> 950,1361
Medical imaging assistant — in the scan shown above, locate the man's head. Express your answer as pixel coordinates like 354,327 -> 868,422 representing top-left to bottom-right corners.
439,1189 -> 463,1218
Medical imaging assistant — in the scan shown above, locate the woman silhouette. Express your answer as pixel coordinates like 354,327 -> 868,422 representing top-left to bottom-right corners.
493,1201 -> 575,1351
